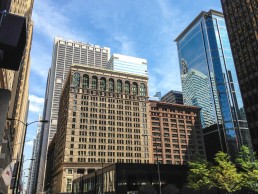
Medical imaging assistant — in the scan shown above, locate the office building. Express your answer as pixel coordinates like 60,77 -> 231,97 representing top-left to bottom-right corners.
175,10 -> 252,157
37,38 -> 110,192
0,0 -> 34,193
148,100 -> 205,165
106,54 -> 148,76
220,0 -> 258,153
27,115 -> 42,194
161,90 -> 183,104
44,64 -> 150,193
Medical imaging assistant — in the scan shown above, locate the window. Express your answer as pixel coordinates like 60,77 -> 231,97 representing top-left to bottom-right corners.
117,80 -> 122,93
125,81 -> 130,94
140,83 -> 146,96
109,78 -> 114,92
100,77 -> 106,91
82,74 -> 89,89
92,76 -> 98,89
67,178 -> 72,192
73,72 -> 80,87
132,82 -> 138,95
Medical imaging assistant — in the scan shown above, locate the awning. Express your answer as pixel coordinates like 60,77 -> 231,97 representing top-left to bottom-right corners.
0,11 -> 27,71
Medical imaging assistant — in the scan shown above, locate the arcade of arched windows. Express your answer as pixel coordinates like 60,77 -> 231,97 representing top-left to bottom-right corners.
71,72 -> 147,96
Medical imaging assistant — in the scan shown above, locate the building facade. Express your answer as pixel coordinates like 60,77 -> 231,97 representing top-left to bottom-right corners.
175,10 -> 252,157
106,54 -> 148,76
37,38 -> 110,192
27,115 -> 42,194
220,0 -> 258,153
46,64 -> 150,193
0,0 -> 34,193
148,100 -> 205,165
161,90 -> 183,104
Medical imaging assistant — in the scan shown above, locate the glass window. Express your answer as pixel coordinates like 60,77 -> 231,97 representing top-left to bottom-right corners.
82,74 -> 89,89
140,83 -> 146,96
92,76 -> 98,90
73,72 -> 80,87
125,81 -> 130,94
109,78 -> 114,92
100,77 -> 106,91
132,82 -> 138,95
117,80 -> 122,93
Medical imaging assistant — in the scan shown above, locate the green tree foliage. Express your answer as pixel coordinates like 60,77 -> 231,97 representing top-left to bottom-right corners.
236,146 -> 258,192
187,157 -> 212,191
187,147 -> 258,193
210,152 -> 242,193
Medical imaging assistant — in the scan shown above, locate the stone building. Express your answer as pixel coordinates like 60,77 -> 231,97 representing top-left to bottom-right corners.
46,64 -> 150,193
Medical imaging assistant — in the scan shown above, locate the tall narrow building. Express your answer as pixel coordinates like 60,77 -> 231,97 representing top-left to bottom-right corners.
44,64 -> 150,193
37,38 -> 110,193
175,10 -> 252,158
220,0 -> 258,153
27,115 -> 42,194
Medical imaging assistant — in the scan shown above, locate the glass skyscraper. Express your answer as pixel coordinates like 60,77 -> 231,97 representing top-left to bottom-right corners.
175,10 -> 252,157
106,54 -> 148,76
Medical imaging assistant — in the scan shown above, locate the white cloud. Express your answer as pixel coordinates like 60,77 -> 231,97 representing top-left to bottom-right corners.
25,140 -> 34,146
29,95 -> 44,113
32,1 -> 83,42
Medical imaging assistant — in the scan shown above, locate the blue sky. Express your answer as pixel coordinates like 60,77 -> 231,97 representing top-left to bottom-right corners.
24,0 -> 222,184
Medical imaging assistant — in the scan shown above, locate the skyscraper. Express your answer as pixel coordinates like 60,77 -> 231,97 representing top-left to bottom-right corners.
161,90 -> 183,104
175,10 -> 252,157
220,0 -> 258,153
45,64 -> 150,193
37,38 -> 110,192
27,115 -> 42,194
106,54 -> 148,76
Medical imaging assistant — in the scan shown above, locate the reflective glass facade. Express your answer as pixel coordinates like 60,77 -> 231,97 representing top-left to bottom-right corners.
175,10 -> 252,157
107,54 -> 148,76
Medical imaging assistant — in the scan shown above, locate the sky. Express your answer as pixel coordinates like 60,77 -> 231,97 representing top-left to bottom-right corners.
23,0 -> 222,187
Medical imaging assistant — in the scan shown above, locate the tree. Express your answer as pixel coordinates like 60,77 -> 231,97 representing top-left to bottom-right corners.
187,157 -> 212,192
209,152 -> 242,193
236,146 -> 258,192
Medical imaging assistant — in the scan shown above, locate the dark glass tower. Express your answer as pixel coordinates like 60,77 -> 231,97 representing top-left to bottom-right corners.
175,10 -> 252,158
221,0 -> 258,153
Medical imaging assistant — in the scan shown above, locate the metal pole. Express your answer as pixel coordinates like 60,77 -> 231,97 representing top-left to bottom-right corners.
102,162 -> 103,194
15,123 -> 28,194
155,139 -> 162,194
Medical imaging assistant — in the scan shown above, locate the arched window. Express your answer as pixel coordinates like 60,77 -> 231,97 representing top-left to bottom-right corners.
117,80 -> 122,93
125,81 -> 130,94
132,82 -> 138,95
109,79 -> 114,92
73,72 -> 80,87
100,77 -> 106,91
140,83 -> 146,96
82,74 -> 89,89
92,76 -> 98,90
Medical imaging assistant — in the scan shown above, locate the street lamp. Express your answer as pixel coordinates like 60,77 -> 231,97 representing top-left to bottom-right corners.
7,118 -> 48,194
143,134 -> 162,194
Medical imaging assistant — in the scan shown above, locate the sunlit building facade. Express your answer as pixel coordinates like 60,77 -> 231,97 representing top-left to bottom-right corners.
45,64 -> 150,193
175,10 -> 252,157
37,38 -> 110,193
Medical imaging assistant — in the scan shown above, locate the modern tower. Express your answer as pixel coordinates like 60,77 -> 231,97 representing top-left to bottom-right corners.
106,54 -> 148,76
161,90 -> 183,104
220,0 -> 258,153
175,10 -> 252,158
36,38 -> 110,192
44,64 -> 149,193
